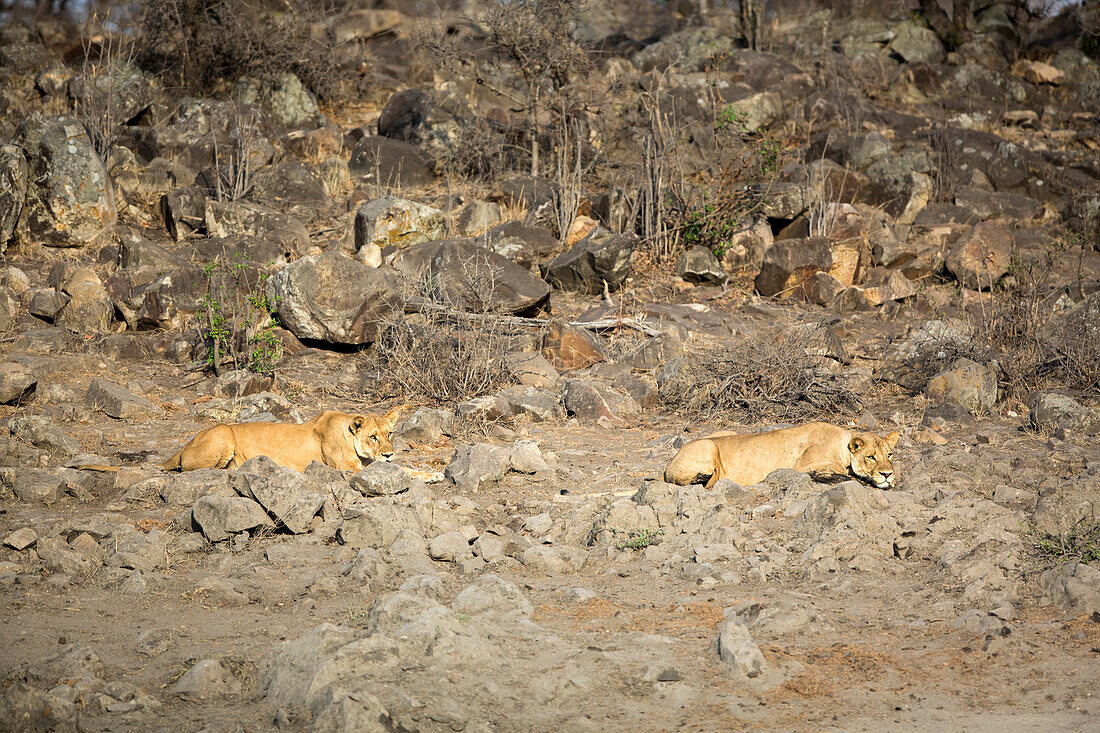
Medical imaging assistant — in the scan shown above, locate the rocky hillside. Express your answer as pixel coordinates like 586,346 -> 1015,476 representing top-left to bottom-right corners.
0,1 -> 1098,731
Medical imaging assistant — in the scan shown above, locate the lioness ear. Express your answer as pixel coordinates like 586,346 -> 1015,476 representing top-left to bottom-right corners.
350,416 -> 365,434
381,406 -> 404,432
886,432 -> 899,449
849,436 -> 865,453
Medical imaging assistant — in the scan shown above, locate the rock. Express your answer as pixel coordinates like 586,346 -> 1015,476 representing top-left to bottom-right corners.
472,534 -> 506,562
508,440 -> 552,474
336,504 -> 423,549
171,659 -> 244,699
1012,59 -> 1064,85
234,71 -> 321,128
251,160 -> 328,208
675,246 -> 726,285
496,386 -> 563,422
7,415 -> 80,455
482,220 -> 561,270
925,358 -> 997,414
542,321 -> 606,370
377,84 -> 471,164
1030,393 -> 1100,435
445,443 -> 509,491
85,378 -> 158,419
429,531 -> 473,563
348,135 -> 434,188
945,220 -> 1013,291
719,218 -> 774,271
0,362 -> 36,404
888,22 -> 946,64
391,239 -> 550,316
716,619 -> 770,680
520,545 -> 586,574
505,351 -> 559,388
631,26 -> 733,72
354,197 -> 445,257
351,461 -> 412,497
203,201 -> 309,260
562,378 -> 639,426
212,369 -> 272,398
754,237 -> 866,299
235,457 -> 325,534
0,144 -> 27,252
452,199 -> 502,237
1041,562 -> 1100,617
191,495 -> 274,542
725,91 -> 784,132
37,537 -> 96,576
53,267 -> 113,333
3,527 -> 37,550
396,408 -> 453,444
524,513 -> 553,534
0,682 -> 79,733
14,114 -> 116,247
542,229 -> 636,294
266,253 -> 401,345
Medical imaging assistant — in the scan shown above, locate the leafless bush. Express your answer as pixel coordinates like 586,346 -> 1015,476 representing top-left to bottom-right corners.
210,109 -> 263,202
134,0 -> 344,103
74,14 -> 138,161
362,254 -> 526,402
661,327 -> 862,422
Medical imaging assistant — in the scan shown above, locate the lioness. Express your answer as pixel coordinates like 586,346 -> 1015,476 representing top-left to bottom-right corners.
663,422 -> 899,489
161,408 -> 440,480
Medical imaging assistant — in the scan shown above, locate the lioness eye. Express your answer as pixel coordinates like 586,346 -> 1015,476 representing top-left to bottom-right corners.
868,455 -> 875,461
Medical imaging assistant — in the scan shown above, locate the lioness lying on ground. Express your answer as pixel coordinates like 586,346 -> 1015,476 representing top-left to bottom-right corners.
663,422 -> 899,489
161,408 -> 442,482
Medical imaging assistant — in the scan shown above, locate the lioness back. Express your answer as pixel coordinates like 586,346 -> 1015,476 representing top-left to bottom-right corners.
664,422 -> 897,489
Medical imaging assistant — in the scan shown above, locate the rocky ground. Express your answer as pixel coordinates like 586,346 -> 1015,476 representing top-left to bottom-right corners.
2,1 -> 1100,731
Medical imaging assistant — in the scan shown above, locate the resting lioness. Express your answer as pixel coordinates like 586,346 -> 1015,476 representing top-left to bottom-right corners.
161,408 -> 441,481
663,422 -> 899,489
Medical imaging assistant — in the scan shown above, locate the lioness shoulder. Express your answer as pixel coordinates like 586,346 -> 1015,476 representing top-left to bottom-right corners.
664,422 -> 898,489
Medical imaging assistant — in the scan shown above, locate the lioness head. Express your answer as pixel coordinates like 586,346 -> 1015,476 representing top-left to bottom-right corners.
848,431 -> 899,489
347,407 -> 403,465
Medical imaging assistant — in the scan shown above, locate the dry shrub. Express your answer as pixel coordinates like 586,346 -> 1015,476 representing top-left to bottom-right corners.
135,0 -> 344,103
361,254 -> 526,403
661,327 -> 862,422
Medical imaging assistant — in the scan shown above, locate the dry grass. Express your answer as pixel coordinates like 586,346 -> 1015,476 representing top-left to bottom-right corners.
661,327 -> 862,422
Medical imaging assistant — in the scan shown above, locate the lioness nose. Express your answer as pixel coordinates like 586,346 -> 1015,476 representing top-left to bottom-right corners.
382,450 -> 394,458
882,470 -> 893,479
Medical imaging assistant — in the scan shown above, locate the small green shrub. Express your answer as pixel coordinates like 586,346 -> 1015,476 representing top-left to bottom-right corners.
616,528 -> 664,551
200,253 -> 282,376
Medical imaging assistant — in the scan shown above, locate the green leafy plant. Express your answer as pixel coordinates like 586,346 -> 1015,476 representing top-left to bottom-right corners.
616,528 -> 664,551
200,252 -> 282,377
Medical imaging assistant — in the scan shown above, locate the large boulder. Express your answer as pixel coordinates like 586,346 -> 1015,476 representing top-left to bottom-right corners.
377,84 -> 472,164
754,237 -> 866,299
391,239 -> 550,316
542,230 -> 636,294
13,114 -> 116,247
348,136 -> 434,188
0,144 -> 27,252
925,358 -> 997,414
1030,393 -> 1100,435
52,266 -> 113,333
888,22 -> 946,64
266,253 -> 401,345
234,71 -> 322,129
945,220 -> 1013,291
234,457 -> 325,534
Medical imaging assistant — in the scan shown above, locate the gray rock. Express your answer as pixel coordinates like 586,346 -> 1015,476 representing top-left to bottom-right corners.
451,574 -> 532,617
336,504 -> 423,549
26,287 -> 68,321
158,470 -> 233,506
0,144 -> 27,252
524,513 -> 553,534
925,358 -> 997,414
351,460 -> 412,497
520,545 -> 586,574
160,186 -> 206,241
3,527 -> 37,550
354,196 -> 445,255
396,408 -> 453,444
171,659 -> 244,699
445,443 -> 510,491
0,362 -> 36,404
53,266 -> 113,333
85,378 -> 158,419
1030,393 -> 1100,435
472,534 -> 506,562
234,71 -> 320,129
542,229 -> 637,294
716,619 -> 769,679
14,114 -> 116,248
946,221 -> 1013,291
266,253 -> 400,345
0,682 -> 78,733
497,385 -> 563,422
36,537 -> 96,576
251,160 -> 329,208
429,531 -> 473,563
235,456 -> 325,534
7,415 -> 80,455
562,378 -> 640,426
191,495 -> 274,542
675,245 -> 726,285
1041,561 -> 1100,617
504,351 -> 559,388
888,22 -> 946,64
377,84 -> 472,165
392,239 -> 551,316
508,440 -> 552,474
